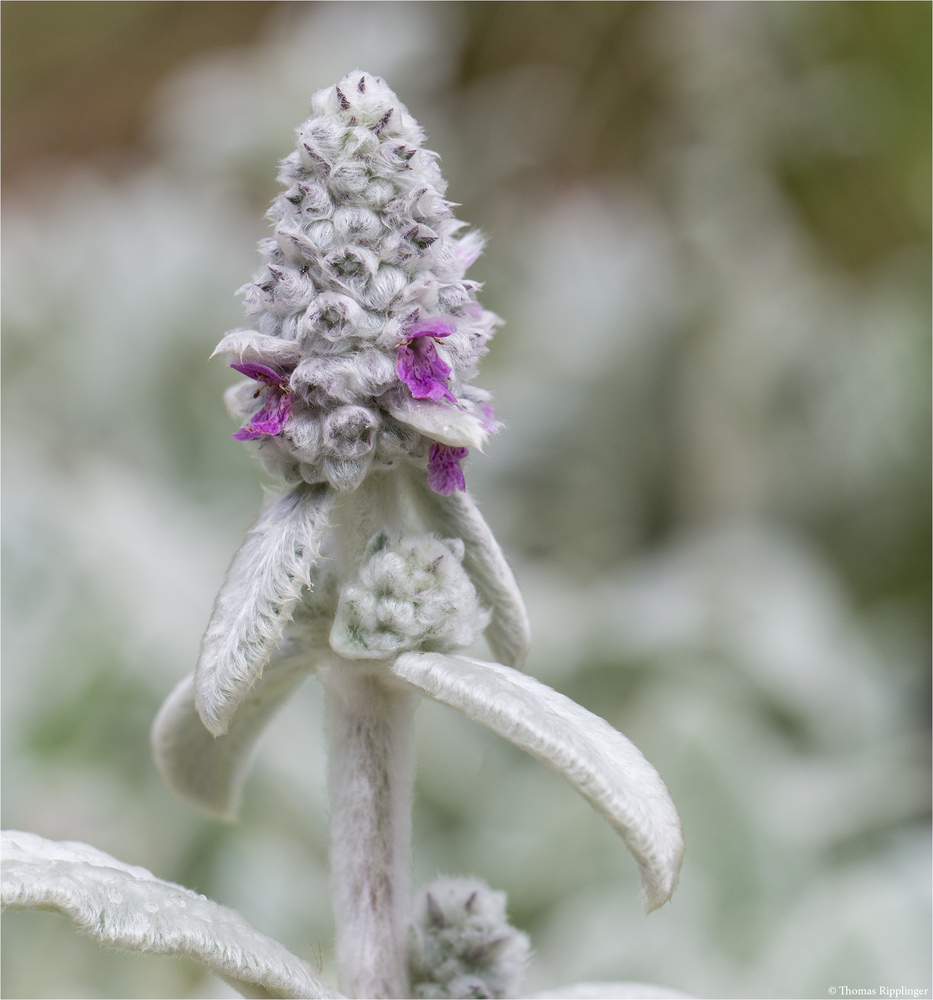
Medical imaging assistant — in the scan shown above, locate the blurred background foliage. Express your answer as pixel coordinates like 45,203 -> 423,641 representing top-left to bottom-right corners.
2,2 -> 929,998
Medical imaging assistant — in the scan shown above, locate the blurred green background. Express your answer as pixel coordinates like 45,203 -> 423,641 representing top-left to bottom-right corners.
2,2 -> 930,998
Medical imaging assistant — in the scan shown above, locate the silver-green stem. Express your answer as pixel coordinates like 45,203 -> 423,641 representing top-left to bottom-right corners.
323,476 -> 419,998
324,667 -> 414,999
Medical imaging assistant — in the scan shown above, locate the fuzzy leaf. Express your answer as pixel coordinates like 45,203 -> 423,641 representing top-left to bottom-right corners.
1,831 -> 342,1000
212,329 -> 303,368
153,655 -> 309,820
196,482 -> 334,735
414,478 -> 530,668
385,397 -> 488,450
390,654 -> 684,912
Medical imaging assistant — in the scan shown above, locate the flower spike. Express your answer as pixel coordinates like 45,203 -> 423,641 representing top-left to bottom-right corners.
214,68 -> 501,496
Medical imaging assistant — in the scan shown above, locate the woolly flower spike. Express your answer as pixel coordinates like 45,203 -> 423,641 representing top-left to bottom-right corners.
216,69 -> 501,496
407,877 -> 530,999
149,69 -> 681,1000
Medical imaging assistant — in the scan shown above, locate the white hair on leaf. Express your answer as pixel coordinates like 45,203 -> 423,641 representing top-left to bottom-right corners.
1,831 -> 343,1000
195,481 -> 334,736
413,476 -> 530,670
385,396 -> 489,450
153,656 -> 308,820
388,652 -> 685,912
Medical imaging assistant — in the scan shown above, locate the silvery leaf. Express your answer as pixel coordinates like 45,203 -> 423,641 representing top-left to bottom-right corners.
212,329 -> 303,368
385,397 -> 488,450
413,478 -> 530,668
196,482 -> 334,735
389,653 -> 684,911
1,830 -> 342,1000
152,652 -> 309,820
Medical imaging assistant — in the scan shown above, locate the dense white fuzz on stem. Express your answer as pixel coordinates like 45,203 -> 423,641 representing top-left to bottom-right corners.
322,669 -> 415,999
329,530 -> 490,659
196,482 -> 334,735
1,831 -> 343,1000
407,877 -> 530,999
389,653 -> 684,912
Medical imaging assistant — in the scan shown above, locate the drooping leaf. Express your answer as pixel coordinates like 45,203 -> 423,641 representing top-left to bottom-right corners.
1,831 -> 342,1000
195,482 -> 334,735
153,652 -> 308,820
413,479 -> 530,668
390,653 -> 684,911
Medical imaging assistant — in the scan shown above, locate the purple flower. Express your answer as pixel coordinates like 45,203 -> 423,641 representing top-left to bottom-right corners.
397,320 -> 457,403
478,402 -> 501,435
230,361 -> 293,440
427,442 -> 468,495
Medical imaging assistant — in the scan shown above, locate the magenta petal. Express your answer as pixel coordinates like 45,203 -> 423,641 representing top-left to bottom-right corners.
253,391 -> 293,434
478,402 -> 501,435
427,442 -> 468,495
397,339 -> 456,403
230,361 -> 288,385
232,386 -> 293,440
406,319 -> 455,341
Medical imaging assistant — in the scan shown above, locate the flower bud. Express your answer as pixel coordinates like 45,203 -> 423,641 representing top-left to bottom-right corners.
214,70 -> 501,494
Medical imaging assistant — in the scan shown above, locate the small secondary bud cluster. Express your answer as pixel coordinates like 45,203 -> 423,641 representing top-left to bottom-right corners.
407,877 -> 530,999
329,531 -> 491,659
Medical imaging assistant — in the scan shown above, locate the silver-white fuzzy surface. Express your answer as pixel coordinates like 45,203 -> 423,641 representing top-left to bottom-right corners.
329,530 -> 490,660
195,481 -> 334,735
218,69 -> 500,489
408,877 -> 530,999
1,831 -> 342,1000
390,653 -> 684,913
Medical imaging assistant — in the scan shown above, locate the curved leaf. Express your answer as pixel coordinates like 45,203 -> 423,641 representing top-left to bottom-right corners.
1,831 -> 342,1000
385,397 -> 488,450
196,482 -> 334,735
212,329 -> 303,368
389,653 -> 684,911
412,477 -> 530,669
152,654 -> 308,820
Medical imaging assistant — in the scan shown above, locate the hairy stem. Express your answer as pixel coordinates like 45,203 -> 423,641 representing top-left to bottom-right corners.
324,667 -> 414,999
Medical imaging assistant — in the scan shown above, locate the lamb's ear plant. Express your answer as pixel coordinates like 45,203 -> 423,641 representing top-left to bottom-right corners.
2,71 -> 686,1000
